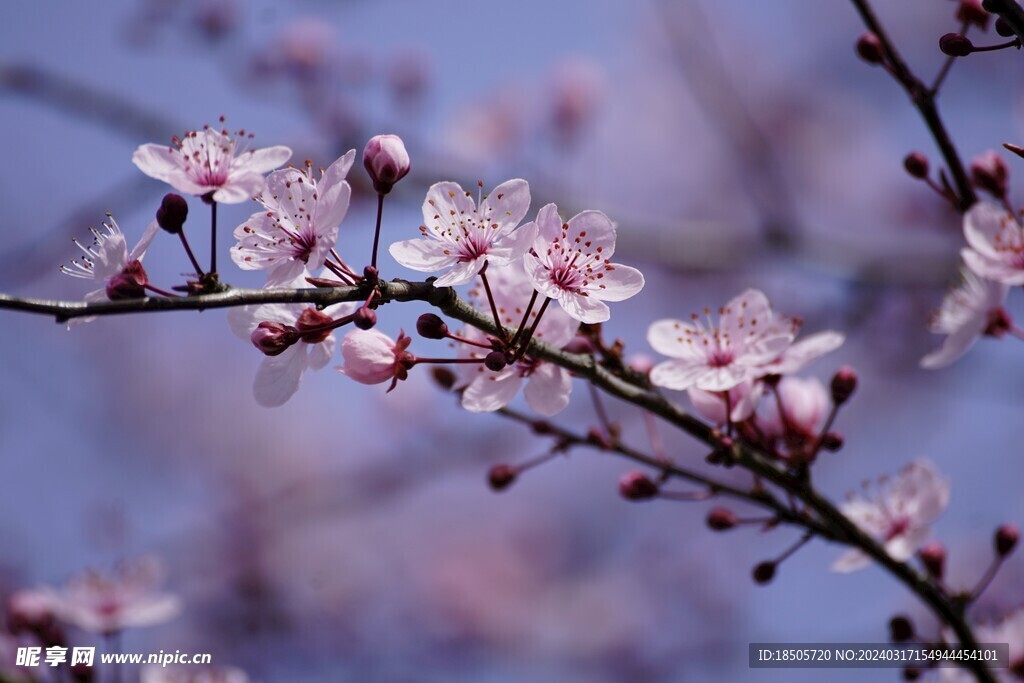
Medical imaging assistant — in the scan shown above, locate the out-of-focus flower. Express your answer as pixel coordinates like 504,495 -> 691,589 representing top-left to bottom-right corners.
228,272 -> 355,407
338,329 -> 413,391
456,263 -> 579,415
648,289 -> 796,392
271,18 -> 335,78
141,665 -> 250,683
970,150 -> 1009,199
389,179 -> 535,286
362,134 -> 410,195
60,216 -> 160,319
757,376 -> 831,442
921,269 -> 1010,369
941,608 -> 1024,682
523,203 -> 644,324
687,379 -> 763,425
133,123 -> 291,204
547,57 -> 605,144
44,556 -> 181,635
231,151 -> 355,285
961,202 -> 1024,285
832,460 -> 950,573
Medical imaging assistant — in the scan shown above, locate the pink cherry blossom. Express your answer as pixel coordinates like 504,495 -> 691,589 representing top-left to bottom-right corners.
389,179 -> 535,287
338,329 -> 413,391
832,459 -> 950,573
43,556 -> 181,635
647,289 -> 797,392
921,269 -> 1010,369
228,271 -> 356,407
132,123 -> 291,204
456,263 -> 579,416
231,151 -> 355,285
960,201 -> 1024,285
522,203 -> 644,324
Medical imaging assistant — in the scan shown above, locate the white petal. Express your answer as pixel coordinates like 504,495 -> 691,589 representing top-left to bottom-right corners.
647,319 -> 703,360
461,371 -> 522,412
556,290 -> 609,324
239,145 -> 293,174
963,201 -> 1013,259
389,238 -> 456,272
307,337 -> 336,371
591,263 -> 644,302
253,347 -> 309,407
649,359 -> 709,391
765,330 -> 844,374
565,210 -> 617,259
920,316 -> 986,369
693,364 -> 751,392
961,248 -> 1024,285
129,220 -> 161,262
488,221 -> 539,264
434,257 -> 486,287
213,174 -> 264,204
523,364 -> 572,416
830,549 -> 870,573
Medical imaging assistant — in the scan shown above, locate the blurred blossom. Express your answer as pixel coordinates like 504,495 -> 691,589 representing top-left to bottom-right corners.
389,50 -> 432,105
547,57 -> 605,145
961,202 -> 1024,286
941,607 -> 1024,681
921,269 -> 1010,369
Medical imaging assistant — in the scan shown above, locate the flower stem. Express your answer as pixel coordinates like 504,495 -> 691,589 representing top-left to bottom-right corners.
513,297 -> 551,361
209,201 -> 218,275
178,230 -> 205,277
370,193 -> 385,270
478,264 -> 508,341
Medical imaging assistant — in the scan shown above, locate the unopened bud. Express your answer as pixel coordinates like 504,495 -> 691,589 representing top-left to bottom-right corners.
707,507 -> 738,531
996,16 -> 1014,37
830,367 -> 858,406
626,354 -> 654,374
354,306 -> 377,330
484,350 -> 508,372
821,432 -> 844,452
431,367 -> 457,390
71,662 -> 94,683
105,260 -> 148,299
488,464 -> 517,491
295,308 -> 333,343
155,193 -> 188,234
957,0 -> 990,31
919,541 -> 946,579
363,134 -> 410,195
363,265 -> 379,283
619,471 -> 659,501
903,152 -> 930,179
889,615 -> 915,643
996,523 -> 1019,557
416,313 -> 448,339
856,32 -> 886,64
563,335 -> 594,354
752,561 -> 776,585
251,321 -> 299,356
903,666 -> 921,681
971,150 -> 1009,198
939,32 -> 974,57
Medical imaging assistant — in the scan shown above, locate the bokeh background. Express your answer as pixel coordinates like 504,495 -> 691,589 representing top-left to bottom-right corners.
1,0 -> 1022,681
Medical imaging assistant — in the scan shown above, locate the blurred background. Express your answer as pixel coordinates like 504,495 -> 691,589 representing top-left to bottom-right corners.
1,0 -> 1022,681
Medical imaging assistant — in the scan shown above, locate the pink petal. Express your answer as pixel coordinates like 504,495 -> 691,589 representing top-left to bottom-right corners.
963,201 -> 1012,260
591,263 -> 643,302
434,256 -> 486,287
556,289 -> 610,324
253,346 -> 309,407
647,319 -> 702,360
649,359 -> 709,391
523,363 -> 572,416
480,178 -> 530,234
129,220 -> 162,262
462,371 -> 522,412
920,316 -> 986,369
488,221 -> 539,264
389,238 -> 456,272
565,210 -> 617,259
237,145 -> 293,175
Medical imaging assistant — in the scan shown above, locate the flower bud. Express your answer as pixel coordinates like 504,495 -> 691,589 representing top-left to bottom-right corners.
971,150 -> 1009,198
363,265 -> 379,283
416,313 -> 449,339
889,615 -> 915,643
484,350 -> 508,372
155,193 -> 188,234
431,367 -> 457,390
354,306 -> 377,330
488,464 -> 517,491
996,16 -> 1014,36
251,321 -> 299,356
903,666 -> 921,681
626,353 -> 654,374
939,33 -> 974,57
105,260 -> 149,299
619,471 -> 659,500
821,432 -> 844,452
995,523 -> 1019,557
71,662 -> 94,683
856,32 -> 886,64
707,507 -> 738,531
752,561 -> 776,585
830,367 -> 858,406
919,541 -> 946,579
903,152 -> 930,179
363,134 -> 410,195
295,308 -> 333,343
957,0 -> 990,31
563,335 -> 594,354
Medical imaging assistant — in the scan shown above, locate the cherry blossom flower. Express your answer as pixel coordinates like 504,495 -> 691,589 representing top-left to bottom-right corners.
647,289 -> 797,392
132,123 -> 291,204
522,203 -> 644,324
60,215 -> 160,324
941,608 -> 1024,682
337,329 -> 413,391
43,556 -> 181,635
388,179 -> 535,287
141,666 -> 251,683
832,459 -> 950,573
228,272 -> 356,407
921,269 -> 1010,369
456,263 -> 579,415
231,151 -> 355,285
960,201 -> 1024,286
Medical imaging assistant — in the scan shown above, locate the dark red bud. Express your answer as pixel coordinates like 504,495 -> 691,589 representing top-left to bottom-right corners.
295,308 -> 333,343
996,16 -> 1014,36
354,307 -> 377,330
431,367 -> 457,390
155,193 -> 188,234
903,152 -> 930,179
830,367 -> 858,405
919,541 -> 946,579
619,471 -> 659,500
939,33 -> 974,57
488,464 -> 517,491
752,561 -> 777,585
971,152 -> 1009,198
996,523 -> 1019,557
484,350 -> 508,372
889,615 -> 915,643
707,507 -> 738,531
856,32 -> 886,64
821,432 -> 844,452
105,260 -> 149,299
903,666 -> 921,681
251,321 -> 299,356
416,313 -> 449,339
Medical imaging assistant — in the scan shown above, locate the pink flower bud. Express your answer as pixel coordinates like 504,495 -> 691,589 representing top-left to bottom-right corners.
354,306 -> 377,330
707,507 -> 738,531
856,32 -> 886,64
155,193 -> 188,234
626,353 -> 654,374
416,313 -> 449,339
362,134 -> 410,195
488,464 -> 517,491
752,561 -> 776,585
339,329 -> 411,386
294,308 -> 333,343
919,541 -> 946,579
563,335 -> 595,355
251,321 -> 299,356
830,366 -> 858,406
903,152 -> 930,179
996,523 -> 1019,557
939,33 -> 974,57
971,150 -> 1009,198
957,0 -> 990,31
619,471 -> 658,501
105,260 -> 149,300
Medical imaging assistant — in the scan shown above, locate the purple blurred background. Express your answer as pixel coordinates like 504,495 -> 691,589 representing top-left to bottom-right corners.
0,0 -> 1022,680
